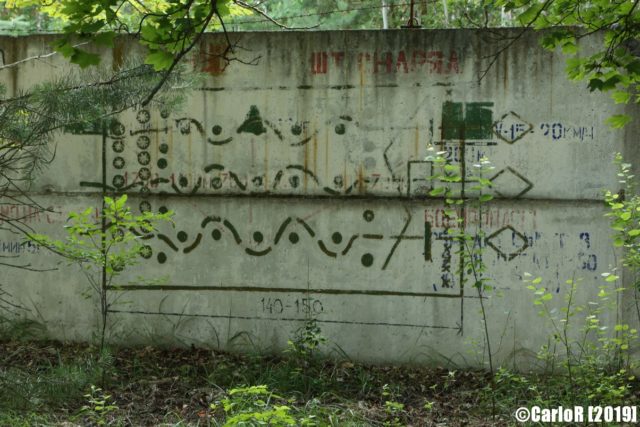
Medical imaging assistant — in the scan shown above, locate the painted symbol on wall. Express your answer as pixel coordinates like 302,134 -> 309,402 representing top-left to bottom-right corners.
441,101 -> 494,141
149,208 -> 420,272
485,225 -> 529,261
237,105 -> 267,136
489,167 -> 534,198
493,111 -> 533,144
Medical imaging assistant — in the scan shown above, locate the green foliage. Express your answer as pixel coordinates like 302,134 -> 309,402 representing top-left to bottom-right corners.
211,385 -> 301,426
426,146 -> 495,343
605,153 -> 640,274
0,349 -> 105,411
0,1 -> 63,34
2,0 -> 249,70
30,195 -> 171,279
286,318 -> 326,362
426,146 -> 497,416
381,384 -> 407,427
499,0 -> 640,126
491,154 -> 640,415
0,0 -> 517,61
0,62 -> 187,199
77,385 -> 119,426
27,195 -> 172,349
490,274 -> 636,414
228,0 -> 512,30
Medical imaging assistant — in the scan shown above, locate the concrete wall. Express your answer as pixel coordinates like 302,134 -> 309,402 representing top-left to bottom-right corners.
1,29 -> 638,367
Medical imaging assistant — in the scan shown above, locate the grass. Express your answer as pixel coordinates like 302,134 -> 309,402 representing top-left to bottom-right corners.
0,340 -> 638,426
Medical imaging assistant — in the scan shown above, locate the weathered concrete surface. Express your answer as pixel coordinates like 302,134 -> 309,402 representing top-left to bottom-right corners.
0,29 -> 638,367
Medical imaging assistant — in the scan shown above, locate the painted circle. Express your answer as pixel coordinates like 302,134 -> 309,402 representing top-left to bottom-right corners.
136,135 -> 151,149
211,229 -> 222,240
138,167 -> 151,181
112,156 -> 125,169
363,210 -> 375,222
177,231 -> 188,243
112,140 -> 125,153
289,232 -> 299,244
253,231 -> 264,243
332,232 -> 342,244
361,253 -> 374,267
212,125 -> 222,135
157,158 -> 168,169
139,185 -> 150,197
291,124 -> 302,135
137,151 -> 151,165
178,175 -> 188,187
140,245 -> 153,259
157,252 -> 167,264
136,110 -> 151,124
159,206 -> 168,214
178,121 -> 191,135
335,123 -> 346,135
160,109 -> 170,119
159,143 -> 169,154
112,175 -> 125,188
110,121 -> 125,136
139,201 -> 151,213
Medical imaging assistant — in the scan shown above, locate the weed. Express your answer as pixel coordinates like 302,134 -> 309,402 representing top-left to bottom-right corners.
211,385 -> 298,426
77,384 -> 119,426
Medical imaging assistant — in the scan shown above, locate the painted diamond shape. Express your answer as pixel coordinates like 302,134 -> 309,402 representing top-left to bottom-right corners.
489,167 -> 533,198
493,111 -> 533,144
486,225 -> 529,261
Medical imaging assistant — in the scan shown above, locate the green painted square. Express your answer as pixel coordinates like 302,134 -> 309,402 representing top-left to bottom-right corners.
441,101 -> 494,140
441,101 -> 464,140
465,102 -> 494,139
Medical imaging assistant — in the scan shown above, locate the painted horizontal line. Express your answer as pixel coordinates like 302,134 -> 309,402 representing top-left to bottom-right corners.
3,189 -> 608,204
107,309 -> 459,330
197,82 -> 448,92
108,285 -> 462,298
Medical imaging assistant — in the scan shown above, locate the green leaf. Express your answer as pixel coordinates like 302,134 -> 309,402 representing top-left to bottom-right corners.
52,39 -> 75,58
606,114 -> 631,129
625,59 -> 640,75
115,194 -> 127,209
145,50 -> 175,71
444,164 -> 459,174
612,90 -> 631,104
70,49 -> 101,68
217,0 -> 231,16
479,194 -> 493,202
429,187 -> 446,196
93,31 -> 116,47
518,2 -> 544,25
561,40 -> 577,55
587,78 -> 603,92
